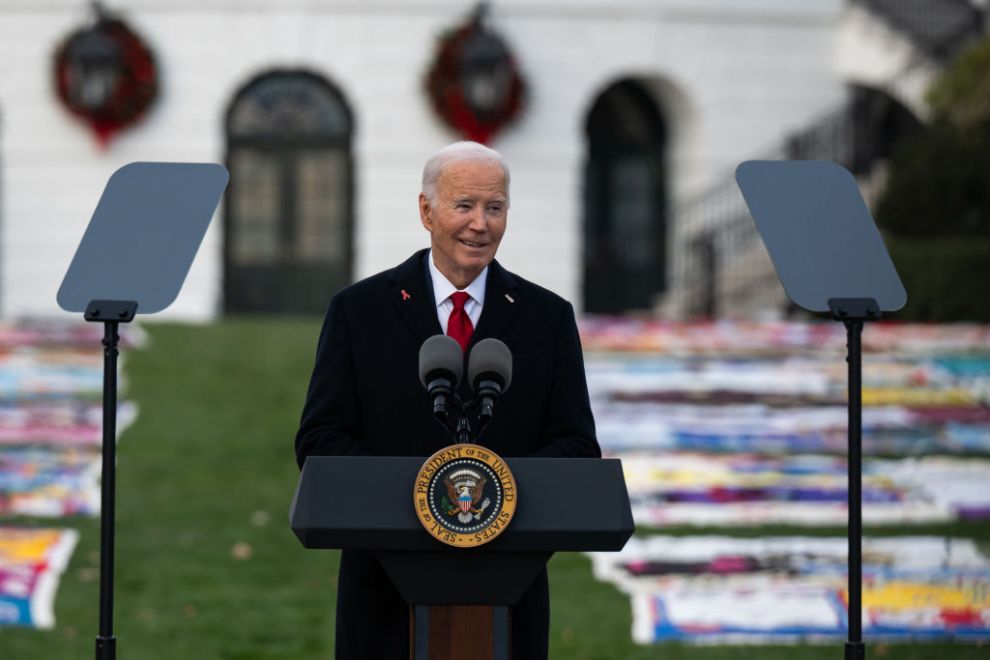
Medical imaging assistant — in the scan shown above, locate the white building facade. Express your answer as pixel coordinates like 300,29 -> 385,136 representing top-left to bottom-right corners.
2,0 -> 940,320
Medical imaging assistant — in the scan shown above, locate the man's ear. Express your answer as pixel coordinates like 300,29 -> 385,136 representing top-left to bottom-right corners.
418,193 -> 433,232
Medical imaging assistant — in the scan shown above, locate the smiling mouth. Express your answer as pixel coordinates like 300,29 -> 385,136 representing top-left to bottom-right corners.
458,239 -> 488,249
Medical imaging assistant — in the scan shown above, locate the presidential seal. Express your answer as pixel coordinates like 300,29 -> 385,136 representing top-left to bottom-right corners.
413,444 -> 517,548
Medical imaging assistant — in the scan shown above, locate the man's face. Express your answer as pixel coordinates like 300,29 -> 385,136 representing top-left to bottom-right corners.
419,159 -> 508,289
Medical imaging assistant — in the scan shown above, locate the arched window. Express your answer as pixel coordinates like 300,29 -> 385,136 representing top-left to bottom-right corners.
224,70 -> 353,314
583,79 -> 667,314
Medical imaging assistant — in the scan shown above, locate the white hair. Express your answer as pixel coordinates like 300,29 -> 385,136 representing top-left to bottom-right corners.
421,141 -> 510,204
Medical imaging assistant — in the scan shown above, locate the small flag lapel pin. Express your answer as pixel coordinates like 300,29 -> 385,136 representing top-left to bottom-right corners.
505,294 -> 515,303
401,289 -> 411,301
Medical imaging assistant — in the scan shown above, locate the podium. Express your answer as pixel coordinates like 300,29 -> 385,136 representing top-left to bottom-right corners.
291,455 -> 634,659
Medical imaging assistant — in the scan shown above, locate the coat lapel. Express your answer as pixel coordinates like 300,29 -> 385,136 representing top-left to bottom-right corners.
472,259 -> 521,345
387,251 -> 520,346
387,249 -> 443,342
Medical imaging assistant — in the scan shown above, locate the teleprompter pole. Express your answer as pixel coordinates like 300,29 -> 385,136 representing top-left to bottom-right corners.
97,319 -> 118,659
86,301 -> 137,660
829,298 -> 877,660
844,317 -> 865,660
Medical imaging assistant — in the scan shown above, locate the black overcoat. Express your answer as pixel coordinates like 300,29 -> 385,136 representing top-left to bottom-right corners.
296,249 -> 600,659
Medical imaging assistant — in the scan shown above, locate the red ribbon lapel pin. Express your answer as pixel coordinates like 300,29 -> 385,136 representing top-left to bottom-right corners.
401,289 -> 411,301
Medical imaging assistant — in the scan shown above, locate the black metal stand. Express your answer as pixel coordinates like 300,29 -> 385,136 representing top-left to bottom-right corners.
85,300 -> 137,660
829,298 -> 878,660
434,392 -> 486,444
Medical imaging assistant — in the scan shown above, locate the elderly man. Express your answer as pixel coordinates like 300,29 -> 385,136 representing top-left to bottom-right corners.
296,141 -> 599,659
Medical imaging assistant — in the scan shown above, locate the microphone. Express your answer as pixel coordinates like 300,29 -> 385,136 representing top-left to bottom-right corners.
467,338 -> 513,426
419,335 -> 464,420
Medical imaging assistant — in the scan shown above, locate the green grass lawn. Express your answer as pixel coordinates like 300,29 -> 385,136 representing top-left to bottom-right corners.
1,319 -> 987,658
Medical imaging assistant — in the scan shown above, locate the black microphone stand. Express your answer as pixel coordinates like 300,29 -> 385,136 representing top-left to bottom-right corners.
432,386 -> 500,444
434,390 -> 479,444
453,416 -> 473,443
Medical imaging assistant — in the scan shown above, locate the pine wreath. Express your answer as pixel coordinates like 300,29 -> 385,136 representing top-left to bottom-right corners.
54,11 -> 158,146
425,12 -> 525,144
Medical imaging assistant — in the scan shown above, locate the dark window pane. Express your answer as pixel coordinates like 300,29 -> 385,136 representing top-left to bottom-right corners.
296,150 -> 347,262
229,148 -> 281,265
609,156 -> 654,266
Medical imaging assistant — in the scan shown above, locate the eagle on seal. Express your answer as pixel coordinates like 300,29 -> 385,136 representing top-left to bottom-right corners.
445,475 -> 487,515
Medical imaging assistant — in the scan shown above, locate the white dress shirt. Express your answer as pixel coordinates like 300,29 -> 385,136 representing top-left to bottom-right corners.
428,250 -> 486,332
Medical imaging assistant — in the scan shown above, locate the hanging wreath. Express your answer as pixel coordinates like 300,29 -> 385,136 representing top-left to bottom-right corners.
53,5 -> 158,147
425,6 -> 526,144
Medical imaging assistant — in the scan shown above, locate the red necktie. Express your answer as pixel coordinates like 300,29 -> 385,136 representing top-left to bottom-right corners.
447,291 -> 474,352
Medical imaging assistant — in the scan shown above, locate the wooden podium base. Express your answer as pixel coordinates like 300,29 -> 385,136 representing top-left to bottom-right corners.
410,605 -> 510,660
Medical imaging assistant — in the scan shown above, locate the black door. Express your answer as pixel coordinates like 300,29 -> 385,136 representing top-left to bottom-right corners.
583,80 -> 667,314
224,70 -> 353,314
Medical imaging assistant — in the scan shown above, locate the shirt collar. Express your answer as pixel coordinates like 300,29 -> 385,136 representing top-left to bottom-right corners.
428,250 -> 488,307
